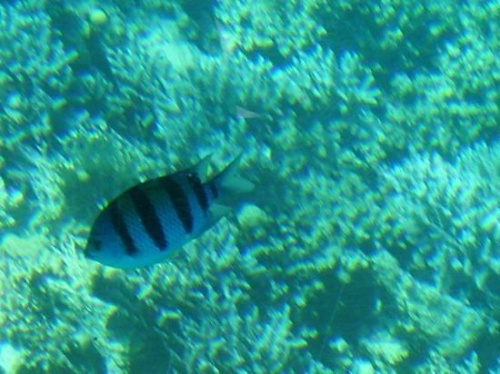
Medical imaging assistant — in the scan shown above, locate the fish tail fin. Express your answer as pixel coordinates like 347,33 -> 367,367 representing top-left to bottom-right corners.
214,153 -> 254,197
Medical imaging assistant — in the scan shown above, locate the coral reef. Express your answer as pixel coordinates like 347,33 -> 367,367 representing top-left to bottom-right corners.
0,0 -> 498,372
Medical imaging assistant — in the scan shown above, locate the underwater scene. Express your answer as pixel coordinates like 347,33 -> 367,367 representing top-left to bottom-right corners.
0,0 -> 498,373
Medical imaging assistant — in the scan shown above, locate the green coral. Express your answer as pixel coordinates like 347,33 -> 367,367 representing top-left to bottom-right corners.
217,0 -> 328,58
0,0 -> 498,372
377,143 -> 499,300
0,1 -> 73,152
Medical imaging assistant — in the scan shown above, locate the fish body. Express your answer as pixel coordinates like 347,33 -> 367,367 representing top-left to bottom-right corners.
84,155 -> 253,269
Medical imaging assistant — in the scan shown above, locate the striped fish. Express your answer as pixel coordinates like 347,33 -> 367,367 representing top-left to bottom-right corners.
84,154 -> 253,269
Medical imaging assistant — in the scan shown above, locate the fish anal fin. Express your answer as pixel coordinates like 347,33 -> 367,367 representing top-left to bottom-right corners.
195,203 -> 231,233
209,203 -> 232,219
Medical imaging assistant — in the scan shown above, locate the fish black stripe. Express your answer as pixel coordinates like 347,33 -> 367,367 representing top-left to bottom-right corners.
188,173 -> 209,213
161,177 -> 193,234
109,202 -> 138,256
209,182 -> 218,199
129,186 -> 168,250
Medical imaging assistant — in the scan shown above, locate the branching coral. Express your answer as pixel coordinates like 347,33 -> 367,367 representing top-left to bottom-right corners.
377,142 -> 499,300
0,0 -> 498,372
0,1 -> 73,154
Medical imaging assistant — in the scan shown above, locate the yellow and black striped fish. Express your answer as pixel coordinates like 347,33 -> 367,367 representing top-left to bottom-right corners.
84,154 -> 253,269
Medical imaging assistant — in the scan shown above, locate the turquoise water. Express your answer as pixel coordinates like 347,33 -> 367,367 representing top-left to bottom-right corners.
0,0 -> 498,373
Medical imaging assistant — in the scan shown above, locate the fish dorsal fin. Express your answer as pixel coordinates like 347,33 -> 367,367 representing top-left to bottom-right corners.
190,154 -> 211,182
146,155 -> 212,189
214,153 -> 254,195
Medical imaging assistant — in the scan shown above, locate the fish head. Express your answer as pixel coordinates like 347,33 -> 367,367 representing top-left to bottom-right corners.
84,225 -> 114,265
84,211 -> 131,268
